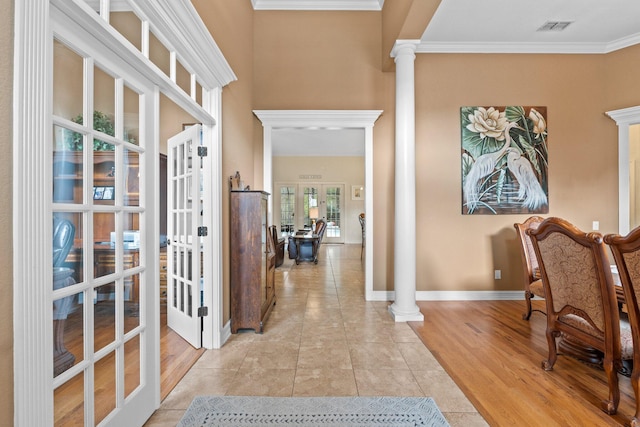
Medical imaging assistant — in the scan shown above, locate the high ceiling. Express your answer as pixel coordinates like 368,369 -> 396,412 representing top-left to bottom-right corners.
255,0 -> 640,156
419,0 -> 640,54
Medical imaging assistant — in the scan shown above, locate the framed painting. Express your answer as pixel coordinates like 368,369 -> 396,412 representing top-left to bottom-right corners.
461,106 -> 549,215
352,185 -> 364,201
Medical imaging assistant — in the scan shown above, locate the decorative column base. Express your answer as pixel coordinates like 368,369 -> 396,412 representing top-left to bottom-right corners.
388,303 -> 424,322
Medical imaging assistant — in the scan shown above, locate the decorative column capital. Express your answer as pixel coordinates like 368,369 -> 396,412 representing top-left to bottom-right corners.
390,39 -> 420,59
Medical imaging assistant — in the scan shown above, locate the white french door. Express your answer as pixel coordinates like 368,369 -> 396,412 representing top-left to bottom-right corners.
16,1 -> 234,425
167,125 -> 204,349
300,184 -> 345,243
275,183 -> 345,243
50,33 -> 157,427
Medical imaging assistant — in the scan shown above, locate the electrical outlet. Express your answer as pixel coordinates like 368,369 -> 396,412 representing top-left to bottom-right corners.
494,270 -> 501,280
592,221 -> 600,231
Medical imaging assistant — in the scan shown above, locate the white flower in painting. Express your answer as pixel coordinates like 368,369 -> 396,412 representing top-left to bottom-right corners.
466,107 -> 508,140
528,108 -> 546,139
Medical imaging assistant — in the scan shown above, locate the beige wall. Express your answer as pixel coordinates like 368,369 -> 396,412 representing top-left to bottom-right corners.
415,53 -> 617,291
192,0 -> 255,322
272,156 -> 365,244
1,1 -> 13,425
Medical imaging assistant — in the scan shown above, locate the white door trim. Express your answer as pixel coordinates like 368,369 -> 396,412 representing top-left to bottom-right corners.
253,110 -> 382,300
13,1 -> 54,425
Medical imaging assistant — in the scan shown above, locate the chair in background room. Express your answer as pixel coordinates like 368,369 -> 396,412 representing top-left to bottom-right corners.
527,217 -> 633,415
52,215 -> 77,376
287,219 -> 327,262
604,228 -> 640,426
270,225 -> 285,268
53,216 -> 76,268
514,216 -> 545,320
359,213 -> 365,260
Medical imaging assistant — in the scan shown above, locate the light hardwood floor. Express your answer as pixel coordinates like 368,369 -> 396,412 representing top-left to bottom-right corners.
411,299 -> 637,426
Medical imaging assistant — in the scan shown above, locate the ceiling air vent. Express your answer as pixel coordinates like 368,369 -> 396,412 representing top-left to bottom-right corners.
537,21 -> 573,32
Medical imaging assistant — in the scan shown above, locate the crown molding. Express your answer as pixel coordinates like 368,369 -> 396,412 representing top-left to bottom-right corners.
251,0 -> 384,11
606,106 -> 640,125
606,32 -> 640,53
253,110 -> 383,128
416,34 -> 640,55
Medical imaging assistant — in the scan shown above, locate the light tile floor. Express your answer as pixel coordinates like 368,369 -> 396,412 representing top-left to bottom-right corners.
144,244 -> 487,427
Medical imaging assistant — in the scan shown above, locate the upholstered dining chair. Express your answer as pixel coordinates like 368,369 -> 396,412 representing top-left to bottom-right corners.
604,228 -> 640,426
514,216 -> 545,320
527,217 -> 633,415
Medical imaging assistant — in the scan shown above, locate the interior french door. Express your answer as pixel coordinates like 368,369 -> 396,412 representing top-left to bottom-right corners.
300,184 -> 345,243
167,125 -> 203,348
50,34 -> 157,426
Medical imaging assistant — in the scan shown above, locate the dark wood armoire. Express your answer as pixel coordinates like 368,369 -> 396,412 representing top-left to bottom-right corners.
229,190 -> 276,333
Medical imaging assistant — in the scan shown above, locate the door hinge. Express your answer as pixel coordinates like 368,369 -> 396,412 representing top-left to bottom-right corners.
198,226 -> 208,236
197,146 -> 207,157
198,306 -> 208,317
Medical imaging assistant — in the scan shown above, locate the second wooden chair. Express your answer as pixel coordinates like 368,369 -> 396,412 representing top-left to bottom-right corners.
605,228 -> 640,426
527,217 -> 633,415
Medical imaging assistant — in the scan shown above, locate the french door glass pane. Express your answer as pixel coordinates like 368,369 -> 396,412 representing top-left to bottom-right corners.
94,351 -> 116,425
94,147 -> 116,205
53,127 -> 84,201
125,149 -> 140,207
52,211 -> 83,284
54,371 -> 84,426
94,66 -> 115,137
123,84 -> 140,145
280,186 -> 295,234
124,335 -> 141,398
325,187 -> 341,238
94,282 -> 116,352
125,273 -> 141,333
94,213 -> 116,279
53,290 -> 83,377
303,187 -> 319,228
53,40 -> 83,118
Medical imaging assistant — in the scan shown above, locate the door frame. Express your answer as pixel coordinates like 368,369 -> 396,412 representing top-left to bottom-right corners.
254,110 -> 382,300
606,105 -> 640,235
13,1 -> 235,424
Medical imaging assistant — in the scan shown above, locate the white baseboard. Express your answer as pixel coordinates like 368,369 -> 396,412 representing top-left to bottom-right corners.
368,290 -> 525,301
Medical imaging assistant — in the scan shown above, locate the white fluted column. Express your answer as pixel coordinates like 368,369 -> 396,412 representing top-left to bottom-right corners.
388,40 -> 424,322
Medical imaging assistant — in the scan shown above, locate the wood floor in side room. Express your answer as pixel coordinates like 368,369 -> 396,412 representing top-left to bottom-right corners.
410,299 -> 636,427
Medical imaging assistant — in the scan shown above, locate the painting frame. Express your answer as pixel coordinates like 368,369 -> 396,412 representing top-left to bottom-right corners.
351,185 -> 364,201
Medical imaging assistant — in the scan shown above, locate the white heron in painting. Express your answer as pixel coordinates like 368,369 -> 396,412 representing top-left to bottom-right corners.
506,147 -> 547,210
463,121 -> 519,212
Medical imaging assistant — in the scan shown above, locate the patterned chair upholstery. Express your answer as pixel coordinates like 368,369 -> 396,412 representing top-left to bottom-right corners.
605,228 -> 640,426
514,216 -> 545,320
527,217 -> 633,415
